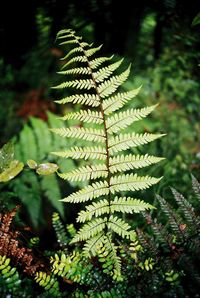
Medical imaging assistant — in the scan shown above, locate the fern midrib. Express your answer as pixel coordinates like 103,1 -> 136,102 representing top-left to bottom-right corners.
75,36 -> 112,232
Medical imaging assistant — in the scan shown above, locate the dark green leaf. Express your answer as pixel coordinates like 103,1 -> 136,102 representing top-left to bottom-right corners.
192,12 -> 200,26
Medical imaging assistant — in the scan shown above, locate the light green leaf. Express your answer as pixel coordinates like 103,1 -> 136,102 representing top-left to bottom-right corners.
55,93 -> 100,107
36,163 -> 58,175
51,127 -> 106,143
0,160 -> 24,182
60,110 -> 103,124
111,197 -> 155,213
107,215 -> 131,238
51,146 -> 107,161
59,164 -> 108,182
77,199 -> 109,222
93,59 -> 124,83
27,159 -> 38,169
106,105 -> 158,133
109,133 -> 165,154
61,180 -> 109,203
52,78 -> 95,90
110,173 -> 162,193
0,142 -> 14,172
98,66 -> 131,98
110,154 -> 164,173
70,218 -> 107,243
102,87 -> 141,115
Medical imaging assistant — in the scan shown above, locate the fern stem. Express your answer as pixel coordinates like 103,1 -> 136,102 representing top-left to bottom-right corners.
75,35 -> 112,233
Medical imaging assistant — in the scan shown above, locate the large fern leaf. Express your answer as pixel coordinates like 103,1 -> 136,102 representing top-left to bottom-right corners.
51,28 -> 164,272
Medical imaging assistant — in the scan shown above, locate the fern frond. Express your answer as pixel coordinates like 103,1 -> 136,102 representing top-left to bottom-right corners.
171,187 -> 199,226
110,154 -> 164,173
90,55 -> 114,69
106,105 -> 158,133
83,233 -> 122,279
52,78 -> 95,90
55,93 -> 100,107
57,66 -> 91,75
156,194 -> 183,237
191,174 -> 200,201
61,55 -> 86,69
85,45 -> 102,57
51,146 -> 107,160
102,87 -> 141,115
60,110 -> 103,124
110,197 -> 154,213
83,233 -> 105,256
109,133 -> 165,154
98,66 -> 131,98
110,174 -> 162,193
58,164 -> 108,182
56,29 -> 77,40
107,215 -> 131,238
93,59 -> 124,83
61,180 -> 109,203
52,28 -> 164,271
58,38 -> 79,46
103,235 -> 122,279
52,212 -> 68,247
56,28 -> 75,39
50,127 -> 105,143
70,218 -> 107,243
60,45 -> 83,60
59,33 -> 82,41
77,199 -> 109,222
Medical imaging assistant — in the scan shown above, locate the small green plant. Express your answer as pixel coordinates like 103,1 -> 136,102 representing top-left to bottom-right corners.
0,255 -> 21,292
51,28 -> 165,277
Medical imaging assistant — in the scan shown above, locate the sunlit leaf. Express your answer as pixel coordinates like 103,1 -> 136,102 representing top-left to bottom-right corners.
36,163 -> 59,175
0,160 -> 24,182
27,159 -> 38,169
0,142 -> 14,172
